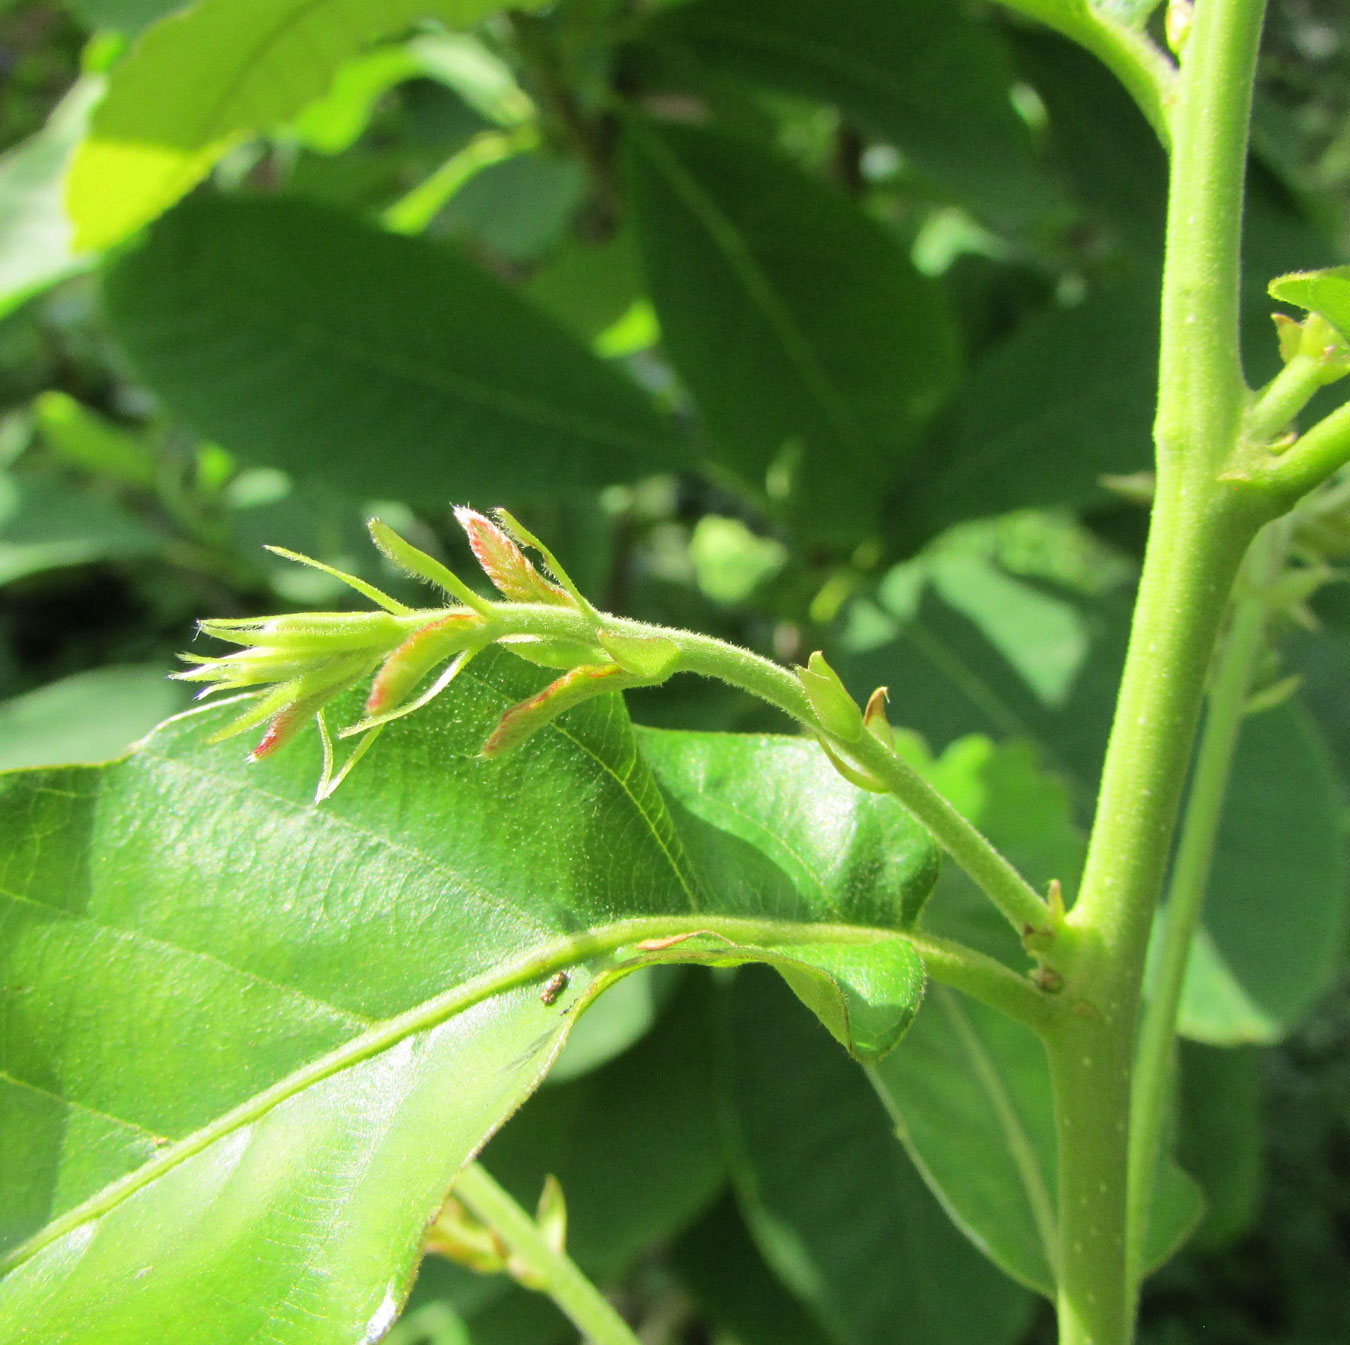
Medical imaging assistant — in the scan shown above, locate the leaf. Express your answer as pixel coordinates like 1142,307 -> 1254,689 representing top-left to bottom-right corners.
102,196 -> 684,502
871,736 -> 1200,1292
0,472 -> 160,585
888,278 -> 1158,550
0,648 -> 935,1342
722,969 -> 1037,1345
0,76 -> 103,320
64,0 -> 549,250
1269,265 -> 1350,344
0,665 -> 186,771
636,0 -> 1049,228
1173,702 -> 1348,1045
623,119 -> 959,542
1175,1042 -> 1264,1250
672,1193 -> 835,1345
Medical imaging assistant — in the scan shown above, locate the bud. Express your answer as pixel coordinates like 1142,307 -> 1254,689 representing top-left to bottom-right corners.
455,507 -> 571,606
535,1175 -> 567,1259
1301,313 -> 1350,385
424,1197 -> 509,1275
482,663 -> 631,757
1164,0 -> 1192,54
1274,312 -> 1303,366
365,611 -> 484,717
797,651 -> 863,742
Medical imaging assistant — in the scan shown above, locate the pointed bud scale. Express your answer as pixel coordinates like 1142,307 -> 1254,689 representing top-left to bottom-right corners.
1273,313 -> 1302,366
797,651 -> 863,742
862,686 -> 894,749
366,611 -> 484,716
482,663 -> 631,757
367,518 -> 493,614
597,630 -> 681,679
454,507 -> 570,605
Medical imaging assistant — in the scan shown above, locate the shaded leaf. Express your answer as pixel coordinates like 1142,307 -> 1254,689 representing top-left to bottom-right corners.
479,977 -> 724,1281
103,196 -> 684,502
872,735 -> 1200,1291
723,969 -> 1037,1345
623,119 -> 958,542
1174,702 -> 1348,1044
889,279 -> 1158,551
0,473 -> 159,585
636,0 -> 1047,227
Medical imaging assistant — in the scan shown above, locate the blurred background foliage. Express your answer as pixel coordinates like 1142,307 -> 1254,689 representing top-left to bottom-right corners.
0,0 -> 1347,1340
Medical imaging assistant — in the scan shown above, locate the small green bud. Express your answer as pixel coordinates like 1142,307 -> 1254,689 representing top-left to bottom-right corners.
1164,0 -> 1192,54
797,651 -> 864,742
1302,313 -> 1350,385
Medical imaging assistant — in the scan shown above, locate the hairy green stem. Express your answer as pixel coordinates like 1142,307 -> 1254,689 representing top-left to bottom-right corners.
454,1164 -> 641,1345
1246,397 -> 1350,504
1242,354 -> 1335,448
1125,520 -> 1285,1284
1051,2 -> 1270,1341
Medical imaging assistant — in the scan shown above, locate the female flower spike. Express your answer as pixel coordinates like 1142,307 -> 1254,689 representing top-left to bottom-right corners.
175,510 -> 692,795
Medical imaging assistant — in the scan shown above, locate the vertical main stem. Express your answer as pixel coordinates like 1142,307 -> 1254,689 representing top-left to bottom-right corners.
1050,3 -> 1270,1343
1048,491 -> 1253,1345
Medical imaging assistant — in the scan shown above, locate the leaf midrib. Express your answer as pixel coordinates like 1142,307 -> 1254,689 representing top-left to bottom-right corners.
630,123 -> 867,454
125,229 -> 676,461
0,911 -> 907,1277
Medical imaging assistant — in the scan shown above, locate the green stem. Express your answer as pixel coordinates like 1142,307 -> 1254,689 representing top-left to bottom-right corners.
1242,354 -> 1335,448
454,1164 -> 641,1345
1125,520 -> 1285,1284
1050,3 -> 1270,1341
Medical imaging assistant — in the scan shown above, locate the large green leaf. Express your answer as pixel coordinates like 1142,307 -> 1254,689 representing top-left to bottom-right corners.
0,649 -> 935,1342
1173,701 -> 1348,1045
623,119 -> 959,542
64,0 -> 547,250
102,196 -> 683,502
722,969 -> 1037,1345
0,77 -> 103,320
635,0 -> 1047,227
